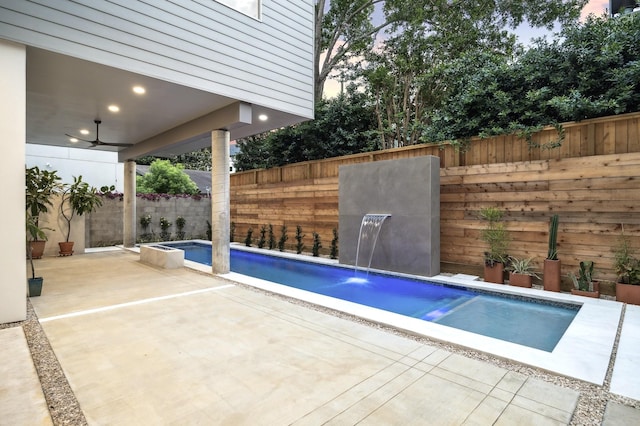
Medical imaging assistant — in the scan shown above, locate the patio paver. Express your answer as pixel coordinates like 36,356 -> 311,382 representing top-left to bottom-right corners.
13,248 -> 636,424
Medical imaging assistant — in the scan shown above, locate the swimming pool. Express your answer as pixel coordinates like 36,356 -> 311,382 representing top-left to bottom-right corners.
160,241 -> 578,352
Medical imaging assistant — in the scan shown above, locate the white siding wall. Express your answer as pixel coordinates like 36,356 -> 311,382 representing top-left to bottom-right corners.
0,0 -> 314,117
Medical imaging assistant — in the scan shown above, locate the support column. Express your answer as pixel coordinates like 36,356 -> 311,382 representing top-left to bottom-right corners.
211,130 -> 230,273
123,160 -> 137,247
0,40 -> 26,323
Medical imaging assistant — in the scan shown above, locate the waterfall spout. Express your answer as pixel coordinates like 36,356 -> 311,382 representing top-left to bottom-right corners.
354,214 -> 391,275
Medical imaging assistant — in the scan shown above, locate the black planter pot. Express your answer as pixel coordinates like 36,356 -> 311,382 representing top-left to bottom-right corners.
28,277 -> 43,297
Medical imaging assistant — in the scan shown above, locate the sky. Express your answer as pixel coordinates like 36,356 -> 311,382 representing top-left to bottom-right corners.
323,0 -> 610,98
516,0 -> 609,43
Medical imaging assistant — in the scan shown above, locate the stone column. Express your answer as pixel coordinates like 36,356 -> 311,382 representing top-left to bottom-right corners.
123,160 -> 137,247
211,130 -> 230,273
0,40 -> 26,323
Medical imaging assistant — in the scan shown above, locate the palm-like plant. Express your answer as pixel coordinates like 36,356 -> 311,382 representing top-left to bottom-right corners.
25,166 -> 62,238
60,175 -> 102,242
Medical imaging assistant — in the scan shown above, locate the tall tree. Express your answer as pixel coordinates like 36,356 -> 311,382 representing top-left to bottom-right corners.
359,0 -> 589,148
422,12 -> 640,146
315,0 -> 388,100
315,0 -> 588,101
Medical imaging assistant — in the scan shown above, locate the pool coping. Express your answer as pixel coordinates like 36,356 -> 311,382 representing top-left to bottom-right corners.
139,241 -> 623,385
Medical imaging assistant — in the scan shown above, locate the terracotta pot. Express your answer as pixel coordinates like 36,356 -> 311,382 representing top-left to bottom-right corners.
616,282 -> 640,305
58,241 -> 75,256
543,259 -> 561,292
571,281 -> 600,298
29,240 -> 46,259
484,263 -> 504,284
509,272 -> 533,288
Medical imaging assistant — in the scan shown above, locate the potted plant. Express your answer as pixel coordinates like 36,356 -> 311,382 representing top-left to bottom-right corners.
613,225 -> 640,304
569,261 -> 599,298
59,175 -> 103,255
25,166 -> 62,258
543,214 -> 561,292
26,212 -> 49,296
479,207 -> 510,284
506,256 -> 539,288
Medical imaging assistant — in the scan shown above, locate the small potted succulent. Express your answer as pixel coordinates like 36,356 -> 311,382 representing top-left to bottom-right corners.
569,261 -> 599,298
506,256 -> 539,288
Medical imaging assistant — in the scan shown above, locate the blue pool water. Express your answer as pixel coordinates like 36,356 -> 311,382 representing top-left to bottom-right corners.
161,242 -> 578,352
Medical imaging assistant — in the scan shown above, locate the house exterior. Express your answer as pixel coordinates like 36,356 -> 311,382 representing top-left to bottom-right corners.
0,0 -> 314,323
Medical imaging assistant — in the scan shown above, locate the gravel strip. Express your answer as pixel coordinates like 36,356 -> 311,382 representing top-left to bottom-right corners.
2,301 -> 87,426
3,286 -> 638,425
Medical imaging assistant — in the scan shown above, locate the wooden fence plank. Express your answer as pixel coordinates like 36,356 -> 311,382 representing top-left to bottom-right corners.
230,113 -> 640,284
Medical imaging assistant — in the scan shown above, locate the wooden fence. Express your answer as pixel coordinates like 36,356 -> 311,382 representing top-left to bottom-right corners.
230,112 -> 640,288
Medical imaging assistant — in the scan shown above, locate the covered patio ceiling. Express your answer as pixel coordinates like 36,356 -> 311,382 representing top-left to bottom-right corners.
26,47 -> 304,159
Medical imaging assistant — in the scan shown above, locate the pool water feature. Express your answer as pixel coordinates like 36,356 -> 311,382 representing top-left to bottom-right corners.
161,242 -> 578,352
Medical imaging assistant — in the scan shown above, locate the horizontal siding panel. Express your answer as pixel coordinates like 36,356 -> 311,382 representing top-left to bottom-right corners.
1,0 -> 313,116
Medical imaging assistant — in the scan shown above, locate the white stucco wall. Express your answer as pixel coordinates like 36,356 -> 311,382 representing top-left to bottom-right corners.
0,40 -> 26,323
26,144 -> 124,192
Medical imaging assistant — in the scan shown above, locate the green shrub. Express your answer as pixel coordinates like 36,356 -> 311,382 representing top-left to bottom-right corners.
330,228 -> 339,259
257,225 -> 267,249
278,225 -> 288,252
245,227 -> 253,247
268,224 -> 276,250
312,232 -> 322,257
295,225 -> 305,254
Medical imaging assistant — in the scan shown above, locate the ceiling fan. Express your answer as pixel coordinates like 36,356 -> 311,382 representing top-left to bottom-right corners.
66,119 -> 134,148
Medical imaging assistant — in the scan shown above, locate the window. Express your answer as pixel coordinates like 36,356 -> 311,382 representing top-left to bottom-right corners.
215,0 -> 261,20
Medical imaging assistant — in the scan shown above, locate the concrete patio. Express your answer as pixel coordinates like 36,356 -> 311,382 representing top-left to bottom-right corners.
3,248 -> 640,424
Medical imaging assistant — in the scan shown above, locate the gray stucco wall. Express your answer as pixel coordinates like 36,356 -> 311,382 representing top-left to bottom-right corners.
86,196 -> 212,246
338,156 -> 440,277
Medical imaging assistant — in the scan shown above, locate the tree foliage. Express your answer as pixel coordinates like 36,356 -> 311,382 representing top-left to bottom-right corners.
137,148 -> 212,171
234,87 -> 378,170
422,12 -> 640,147
315,0 -> 384,100
359,0 -> 588,149
136,159 -> 199,194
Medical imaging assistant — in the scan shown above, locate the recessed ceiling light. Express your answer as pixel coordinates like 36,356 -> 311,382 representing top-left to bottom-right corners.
80,129 -> 89,135
133,86 -> 146,95
258,114 -> 268,121
69,137 -> 78,143
108,105 -> 120,112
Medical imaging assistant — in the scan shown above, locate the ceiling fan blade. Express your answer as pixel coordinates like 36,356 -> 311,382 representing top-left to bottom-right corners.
94,141 -> 134,147
66,119 -> 133,148
65,133 -> 94,143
